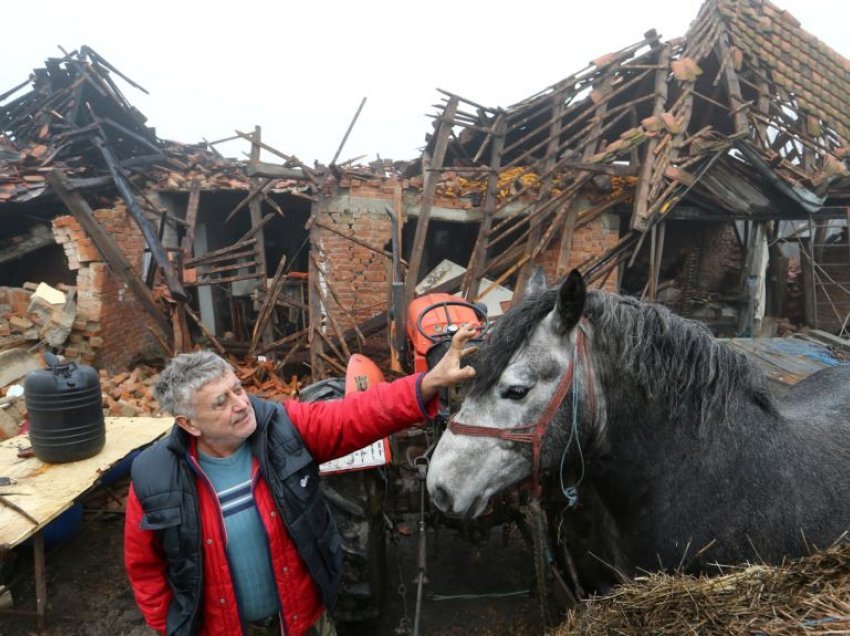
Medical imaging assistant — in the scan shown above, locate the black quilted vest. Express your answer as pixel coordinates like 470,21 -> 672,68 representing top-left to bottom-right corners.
130,395 -> 342,635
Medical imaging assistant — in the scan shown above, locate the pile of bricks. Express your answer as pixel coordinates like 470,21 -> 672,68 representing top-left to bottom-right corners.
100,366 -> 160,417
233,357 -> 299,403
0,287 -> 39,346
0,284 -> 81,355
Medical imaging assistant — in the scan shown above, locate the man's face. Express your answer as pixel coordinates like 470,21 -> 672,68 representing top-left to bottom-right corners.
177,371 -> 256,456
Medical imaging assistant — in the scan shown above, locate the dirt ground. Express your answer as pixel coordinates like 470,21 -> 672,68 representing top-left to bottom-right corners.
0,479 -> 545,636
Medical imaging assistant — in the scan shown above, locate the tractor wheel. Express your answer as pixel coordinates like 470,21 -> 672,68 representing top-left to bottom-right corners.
300,378 -> 387,625
321,470 -> 386,623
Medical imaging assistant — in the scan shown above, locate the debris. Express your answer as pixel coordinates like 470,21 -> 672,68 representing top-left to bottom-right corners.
415,259 -> 512,318
0,348 -> 41,389
31,283 -> 65,305
99,366 -> 160,417
231,357 -> 300,402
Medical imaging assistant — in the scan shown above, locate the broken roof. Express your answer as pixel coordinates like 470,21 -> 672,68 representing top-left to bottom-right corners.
0,47 -> 323,204
419,0 -> 850,297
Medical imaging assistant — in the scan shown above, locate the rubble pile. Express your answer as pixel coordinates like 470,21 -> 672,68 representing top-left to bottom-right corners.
233,357 -> 300,403
0,282 -> 87,359
99,366 -> 160,417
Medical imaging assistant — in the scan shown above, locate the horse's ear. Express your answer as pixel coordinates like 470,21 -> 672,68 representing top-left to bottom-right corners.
556,269 -> 586,334
525,266 -> 548,297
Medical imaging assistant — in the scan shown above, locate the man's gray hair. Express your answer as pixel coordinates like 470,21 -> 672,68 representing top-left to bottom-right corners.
153,351 -> 234,417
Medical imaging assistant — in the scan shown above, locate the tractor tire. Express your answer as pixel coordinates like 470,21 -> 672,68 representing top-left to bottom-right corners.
300,378 -> 387,625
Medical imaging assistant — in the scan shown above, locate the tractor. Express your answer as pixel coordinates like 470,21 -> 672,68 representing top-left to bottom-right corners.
301,287 -> 519,630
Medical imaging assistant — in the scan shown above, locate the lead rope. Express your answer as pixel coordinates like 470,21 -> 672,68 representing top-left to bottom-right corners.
559,348 -> 584,508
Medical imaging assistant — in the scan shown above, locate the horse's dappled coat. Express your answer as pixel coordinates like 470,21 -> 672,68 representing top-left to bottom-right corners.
427,272 -> 850,592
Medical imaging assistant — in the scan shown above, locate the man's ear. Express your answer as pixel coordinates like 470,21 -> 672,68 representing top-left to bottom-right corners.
175,415 -> 202,437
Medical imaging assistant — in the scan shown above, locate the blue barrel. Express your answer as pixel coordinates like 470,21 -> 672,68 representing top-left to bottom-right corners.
24,353 -> 105,463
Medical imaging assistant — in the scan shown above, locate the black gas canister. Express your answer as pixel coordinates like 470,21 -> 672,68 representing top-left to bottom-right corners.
24,353 -> 105,463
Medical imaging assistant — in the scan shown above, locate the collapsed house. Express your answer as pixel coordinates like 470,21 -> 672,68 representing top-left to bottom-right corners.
2,0 -> 850,398
396,0 -> 850,338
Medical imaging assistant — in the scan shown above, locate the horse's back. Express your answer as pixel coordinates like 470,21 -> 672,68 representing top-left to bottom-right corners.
778,364 -> 850,423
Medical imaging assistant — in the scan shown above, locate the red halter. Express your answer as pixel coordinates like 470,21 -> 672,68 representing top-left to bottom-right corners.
447,325 -> 593,498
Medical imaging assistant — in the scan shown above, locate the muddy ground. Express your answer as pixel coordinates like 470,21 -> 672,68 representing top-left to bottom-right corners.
0,479 -> 545,636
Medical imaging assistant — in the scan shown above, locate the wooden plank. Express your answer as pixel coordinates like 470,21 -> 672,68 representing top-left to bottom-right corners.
250,255 -> 287,354
308,204 -> 326,379
310,255 -> 351,360
314,220 -> 399,263
250,126 -> 274,350
256,327 -> 309,356
462,114 -> 505,299
0,417 -> 173,548
187,246 -> 257,267
517,86 -> 569,296
244,163 -> 309,180
556,203 -> 580,279
715,32 -> 749,135
405,96 -> 458,306
91,136 -> 187,300
234,130 -> 299,167
198,260 -> 258,276
223,178 -> 276,224
328,97 -> 367,169
181,177 -> 201,259
186,272 -> 259,286
630,46 -> 670,231
0,225 -> 55,266
46,171 -> 172,346
318,270 -> 365,347
184,305 -> 226,354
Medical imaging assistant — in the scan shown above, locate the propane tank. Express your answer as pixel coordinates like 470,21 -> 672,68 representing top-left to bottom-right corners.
24,353 -> 105,463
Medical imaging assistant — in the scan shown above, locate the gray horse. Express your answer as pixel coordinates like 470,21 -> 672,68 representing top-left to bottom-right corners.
427,270 -> 850,592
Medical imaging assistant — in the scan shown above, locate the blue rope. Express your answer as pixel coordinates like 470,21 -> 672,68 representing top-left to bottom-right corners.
559,344 -> 585,508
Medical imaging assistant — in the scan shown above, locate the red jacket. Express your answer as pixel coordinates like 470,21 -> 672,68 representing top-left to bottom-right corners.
125,374 -> 434,635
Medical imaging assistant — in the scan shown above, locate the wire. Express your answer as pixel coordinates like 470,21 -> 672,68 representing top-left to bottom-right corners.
429,590 -> 531,601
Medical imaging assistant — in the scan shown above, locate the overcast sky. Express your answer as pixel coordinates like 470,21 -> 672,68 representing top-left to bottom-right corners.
3,1 -> 849,164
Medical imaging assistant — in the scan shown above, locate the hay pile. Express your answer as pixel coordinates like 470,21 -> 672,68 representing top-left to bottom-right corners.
556,541 -> 850,635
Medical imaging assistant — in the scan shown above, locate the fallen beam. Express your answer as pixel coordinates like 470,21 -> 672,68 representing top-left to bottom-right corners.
46,170 -> 172,348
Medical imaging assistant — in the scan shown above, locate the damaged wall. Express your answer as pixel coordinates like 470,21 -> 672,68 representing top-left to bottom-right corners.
318,194 -> 395,325
52,205 -> 161,371
536,214 -> 621,291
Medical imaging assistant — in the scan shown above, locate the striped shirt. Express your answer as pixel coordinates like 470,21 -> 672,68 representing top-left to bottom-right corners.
199,444 -> 280,623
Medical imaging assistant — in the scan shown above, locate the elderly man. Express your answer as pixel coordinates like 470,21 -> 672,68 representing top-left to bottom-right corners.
124,325 -> 476,636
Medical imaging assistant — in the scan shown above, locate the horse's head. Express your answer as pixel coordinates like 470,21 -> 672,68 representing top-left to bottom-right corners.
427,269 -> 593,518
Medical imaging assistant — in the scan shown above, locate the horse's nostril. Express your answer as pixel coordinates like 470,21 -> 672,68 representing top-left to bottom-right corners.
431,485 -> 452,513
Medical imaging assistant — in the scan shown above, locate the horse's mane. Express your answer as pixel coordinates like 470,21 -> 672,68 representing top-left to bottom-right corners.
471,288 -> 778,429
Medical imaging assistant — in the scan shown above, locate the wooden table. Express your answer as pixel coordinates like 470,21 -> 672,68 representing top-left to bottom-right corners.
0,416 -> 173,629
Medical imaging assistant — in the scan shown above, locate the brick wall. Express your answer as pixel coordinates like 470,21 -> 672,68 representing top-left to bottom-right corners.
51,205 -> 161,371
652,221 -> 744,296
696,222 -> 745,291
535,214 -> 621,291
317,195 -> 394,325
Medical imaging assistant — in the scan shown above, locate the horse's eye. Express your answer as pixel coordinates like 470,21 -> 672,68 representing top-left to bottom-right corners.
502,385 -> 530,400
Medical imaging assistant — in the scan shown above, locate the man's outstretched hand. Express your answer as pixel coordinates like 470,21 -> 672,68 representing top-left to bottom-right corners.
419,323 -> 478,401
